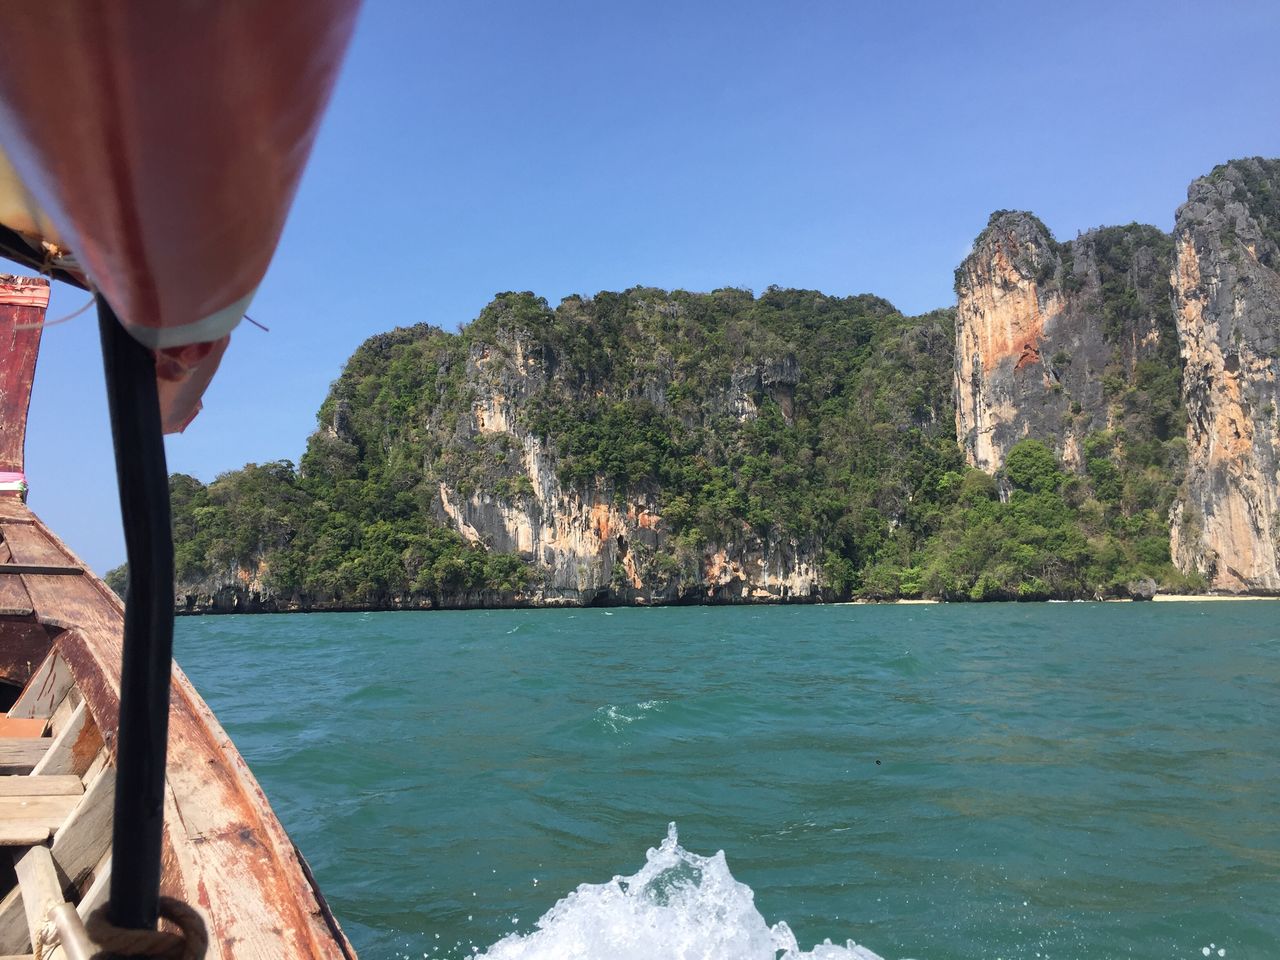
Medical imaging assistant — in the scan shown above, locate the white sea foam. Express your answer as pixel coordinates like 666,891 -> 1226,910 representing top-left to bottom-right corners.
593,699 -> 668,733
475,824 -> 885,960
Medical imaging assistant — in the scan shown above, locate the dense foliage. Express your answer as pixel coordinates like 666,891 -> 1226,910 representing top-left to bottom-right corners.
147,260 -> 1201,606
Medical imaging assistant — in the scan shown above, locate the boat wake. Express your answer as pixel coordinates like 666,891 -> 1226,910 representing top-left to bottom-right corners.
476,824 -> 886,960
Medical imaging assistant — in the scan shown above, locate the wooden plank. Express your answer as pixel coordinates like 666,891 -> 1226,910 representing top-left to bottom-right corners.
74,854 -> 109,920
0,778 -> 81,798
0,824 -> 49,846
0,575 -> 31,618
31,703 -> 99,778
0,768 -> 114,953
0,741 -> 48,775
0,498 -> 35,523
49,767 -> 114,889
7,654 -> 71,720
0,566 -> 81,577
0,278 -> 47,475
0,722 -> 44,740
13,846 -> 63,954
0,884 -> 24,952
77,751 -> 105,790
0,796 -> 78,828
0,527 -> 64,569
0,622 -> 51,692
0,742 -> 47,763
44,688 -> 81,741
11,852 -> 94,960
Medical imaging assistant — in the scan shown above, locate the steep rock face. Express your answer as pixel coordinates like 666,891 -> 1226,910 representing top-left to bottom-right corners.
1170,159 -> 1280,592
165,287 -> 958,611
718,356 -> 799,423
954,212 -> 1175,473
439,326 -> 820,604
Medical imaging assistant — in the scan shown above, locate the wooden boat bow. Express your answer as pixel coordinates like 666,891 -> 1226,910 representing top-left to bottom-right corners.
0,5 -> 364,954
0,279 -> 356,956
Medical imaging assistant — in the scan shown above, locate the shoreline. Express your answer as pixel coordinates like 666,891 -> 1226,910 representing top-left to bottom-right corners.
842,594 -> 1280,606
1149,593 -> 1278,602
171,592 -> 1280,616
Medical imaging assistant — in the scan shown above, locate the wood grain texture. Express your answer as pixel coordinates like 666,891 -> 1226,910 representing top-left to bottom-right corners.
0,575 -> 32,617
0,877 -> 25,951
0,528 -> 64,570
0,741 -> 48,774
0,623 -> 49,691
0,777 -> 80,797
13,845 -> 63,950
0,278 -> 48,475
0,500 -> 35,524
6,653 -> 70,721
48,767 -> 114,890
0,795 -> 77,825
76,750 -> 105,790
44,688 -> 80,740
0,767 -> 115,951
0,722 -> 43,740
0,824 -> 49,846
0,542 -> 31,616
75,854 -> 109,919
31,702 -> 98,778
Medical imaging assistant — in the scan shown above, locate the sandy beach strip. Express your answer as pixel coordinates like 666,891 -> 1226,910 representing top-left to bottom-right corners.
832,594 -> 1278,605
1150,593 -> 1279,602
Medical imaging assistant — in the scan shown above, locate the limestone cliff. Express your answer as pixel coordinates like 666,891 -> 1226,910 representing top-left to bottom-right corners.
436,318 -> 820,605
954,212 -> 1177,473
1169,158 -> 1280,592
167,287 -> 956,611
170,160 -> 1280,610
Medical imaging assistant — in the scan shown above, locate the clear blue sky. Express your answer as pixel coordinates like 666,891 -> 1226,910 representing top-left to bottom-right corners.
19,0 -> 1280,574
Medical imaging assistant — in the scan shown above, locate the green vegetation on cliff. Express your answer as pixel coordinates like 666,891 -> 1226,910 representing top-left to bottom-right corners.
916,436 -> 1199,601
160,272 -> 1195,606
513,286 -> 961,556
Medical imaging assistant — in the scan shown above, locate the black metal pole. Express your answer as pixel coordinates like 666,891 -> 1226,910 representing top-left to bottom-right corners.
98,294 -> 174,931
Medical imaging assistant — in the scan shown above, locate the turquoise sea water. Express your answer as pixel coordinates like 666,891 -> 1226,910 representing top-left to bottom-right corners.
175,603 -> 1279,959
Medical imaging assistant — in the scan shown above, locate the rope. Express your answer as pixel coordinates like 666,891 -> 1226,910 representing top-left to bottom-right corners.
15,292 -> 97,330
85,898 -> 208,960
41,294 -> 96,327
32,916 -> 56,960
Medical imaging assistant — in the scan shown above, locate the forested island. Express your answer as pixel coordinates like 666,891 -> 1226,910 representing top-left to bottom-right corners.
110,158 -> 1280,612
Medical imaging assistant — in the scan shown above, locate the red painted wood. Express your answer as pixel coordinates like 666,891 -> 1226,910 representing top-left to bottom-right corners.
0,275 -> 48,478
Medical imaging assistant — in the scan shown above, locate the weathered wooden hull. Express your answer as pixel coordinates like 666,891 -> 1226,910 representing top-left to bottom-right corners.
0,494 -> 356,958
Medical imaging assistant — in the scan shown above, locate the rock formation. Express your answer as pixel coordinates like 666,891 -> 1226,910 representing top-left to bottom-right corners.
163,282 -> 968,611
954,212 -> 1175,473
165,157 -> 1280,608
1169,158 -> 1280,591
441,323 -> 820,605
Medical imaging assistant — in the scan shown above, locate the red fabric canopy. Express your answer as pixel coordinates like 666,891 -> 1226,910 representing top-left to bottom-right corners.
0,1 -> 360,430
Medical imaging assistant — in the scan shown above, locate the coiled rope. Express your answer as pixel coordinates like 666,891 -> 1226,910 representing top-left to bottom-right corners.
69,898 -> 209,960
